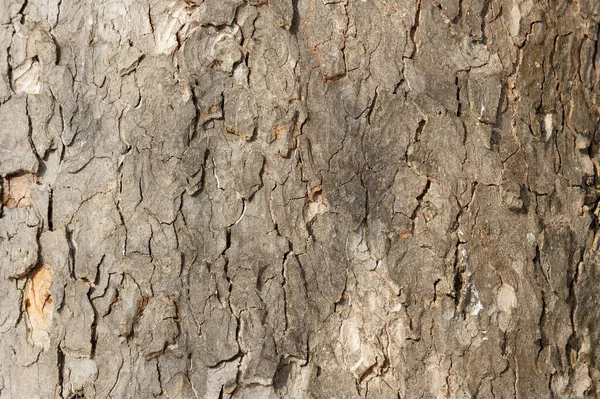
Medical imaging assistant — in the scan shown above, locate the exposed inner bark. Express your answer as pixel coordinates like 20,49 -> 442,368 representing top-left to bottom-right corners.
0,0 -> 599,398
24,264 -> 54,351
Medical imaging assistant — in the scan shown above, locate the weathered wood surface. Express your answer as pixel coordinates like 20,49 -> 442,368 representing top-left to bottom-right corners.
1,0 -> 600,397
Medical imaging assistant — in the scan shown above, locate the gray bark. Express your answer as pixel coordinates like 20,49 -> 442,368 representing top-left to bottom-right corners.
1,0 -> 600,397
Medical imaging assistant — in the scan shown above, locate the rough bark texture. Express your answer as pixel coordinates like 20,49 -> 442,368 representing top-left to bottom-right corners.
1,0 -> 600,398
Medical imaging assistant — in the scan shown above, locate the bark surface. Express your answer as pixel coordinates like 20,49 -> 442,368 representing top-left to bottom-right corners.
1,0 -> 600,398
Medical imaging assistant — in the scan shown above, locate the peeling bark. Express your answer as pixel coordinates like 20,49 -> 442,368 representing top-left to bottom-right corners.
1,0 -> 600,397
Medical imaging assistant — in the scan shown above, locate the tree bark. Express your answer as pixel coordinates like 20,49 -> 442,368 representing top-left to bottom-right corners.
1,0 -> 600,397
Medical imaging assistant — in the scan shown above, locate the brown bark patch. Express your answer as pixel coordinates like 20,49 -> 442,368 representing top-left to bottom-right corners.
2,173 -> 36,208
24,264 -> 54,350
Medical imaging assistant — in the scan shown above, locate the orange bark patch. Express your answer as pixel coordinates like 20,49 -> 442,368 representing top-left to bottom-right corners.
225,127 -> 251,141
2,173 -> 35,208
308,184 -> 323,201
272,124 -> 286,140
24,264 -> 54,350
138,296 -> 150,316
200,104 -> 220,121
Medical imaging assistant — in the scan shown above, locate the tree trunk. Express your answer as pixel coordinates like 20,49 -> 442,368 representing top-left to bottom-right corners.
1,0 -> 599,397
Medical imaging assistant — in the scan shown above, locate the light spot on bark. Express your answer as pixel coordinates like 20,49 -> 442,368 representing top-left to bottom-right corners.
24,264 -> 54,351
13,59 -> 41,95
509,2 -> 522,38
341,318 -> 361,352
526,232 -> 536,245
544,113 -> 554,140
470,286 -> 484,316
497,284 -> 517,313
154,4 -> 189,54
461,248 -> 471,276
64,357 -> 98,394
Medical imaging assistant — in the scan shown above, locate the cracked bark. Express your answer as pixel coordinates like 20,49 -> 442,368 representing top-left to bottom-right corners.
1,0 -> 600,398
